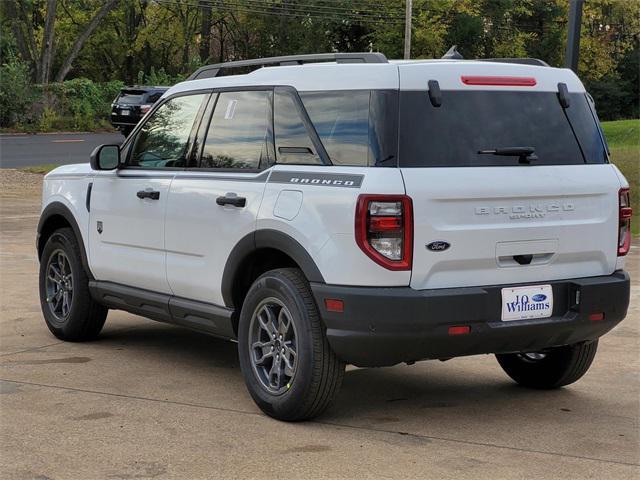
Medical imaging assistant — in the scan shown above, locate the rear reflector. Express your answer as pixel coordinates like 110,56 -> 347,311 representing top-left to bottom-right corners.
589,312 -> 605,321
461,76 -> 537,87
325,299 -> 344,313
448,326 -> 470,335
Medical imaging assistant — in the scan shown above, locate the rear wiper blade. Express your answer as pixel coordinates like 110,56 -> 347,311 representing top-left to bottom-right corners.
478,146 -> 538,164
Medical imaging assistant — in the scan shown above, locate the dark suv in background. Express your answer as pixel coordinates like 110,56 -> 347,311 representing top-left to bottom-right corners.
110,86 -> 169,136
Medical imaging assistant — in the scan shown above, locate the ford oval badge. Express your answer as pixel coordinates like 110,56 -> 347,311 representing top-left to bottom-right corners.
532,294 -> 547,302
426,241 -> 450,252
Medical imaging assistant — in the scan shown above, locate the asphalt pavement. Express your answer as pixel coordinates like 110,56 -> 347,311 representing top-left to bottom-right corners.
0,132 -> 123,168
1,170 -> 638,479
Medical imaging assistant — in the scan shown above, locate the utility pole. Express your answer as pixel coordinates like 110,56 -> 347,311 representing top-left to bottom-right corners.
565,0 -> 584,72
404,0 -> 412,60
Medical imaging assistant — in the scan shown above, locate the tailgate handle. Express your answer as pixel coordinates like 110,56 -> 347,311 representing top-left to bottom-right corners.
513,254 -> 533,265
498,252 -> 554,267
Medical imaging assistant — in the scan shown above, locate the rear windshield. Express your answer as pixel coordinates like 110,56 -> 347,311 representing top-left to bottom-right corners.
399,91 -> 607,167
117,90 -> 146,104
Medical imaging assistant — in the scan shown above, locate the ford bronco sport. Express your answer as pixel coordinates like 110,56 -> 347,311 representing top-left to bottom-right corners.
37,52 -> 631,421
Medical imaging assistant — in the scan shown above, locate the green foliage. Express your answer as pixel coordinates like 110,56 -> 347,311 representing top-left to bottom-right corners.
3,77 -> 123,132
0,56 -> 37,127
1,0 -> 638,129
136,67 -> 185,87
603,119 -> 639,234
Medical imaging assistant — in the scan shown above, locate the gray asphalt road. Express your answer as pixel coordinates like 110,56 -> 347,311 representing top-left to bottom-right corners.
0,132 -> 123,168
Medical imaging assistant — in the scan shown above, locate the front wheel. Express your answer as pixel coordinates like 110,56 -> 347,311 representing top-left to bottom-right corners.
238,268 -> 345,421
496,340 -> 598,389
39,227 -> 108,341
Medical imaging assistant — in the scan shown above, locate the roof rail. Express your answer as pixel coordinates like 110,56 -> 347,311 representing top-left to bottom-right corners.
187,52 -> 388,80
479,58 -> 550,67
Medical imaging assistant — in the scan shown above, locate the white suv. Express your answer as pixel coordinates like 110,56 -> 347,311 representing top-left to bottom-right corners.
37,52 -> 632,421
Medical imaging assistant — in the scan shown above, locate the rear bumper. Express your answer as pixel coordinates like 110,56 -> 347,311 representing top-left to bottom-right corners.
311,271 -> 630,367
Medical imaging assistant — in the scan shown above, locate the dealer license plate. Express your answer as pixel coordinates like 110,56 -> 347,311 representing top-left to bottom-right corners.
501,284 -> 553,321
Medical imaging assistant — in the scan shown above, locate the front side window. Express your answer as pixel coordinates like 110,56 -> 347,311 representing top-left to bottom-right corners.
200,90 -> 273,169
128,94 -> 206,168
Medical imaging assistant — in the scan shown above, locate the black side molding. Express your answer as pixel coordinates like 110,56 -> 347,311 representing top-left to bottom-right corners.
221,229 -> 325,308
85,182 -> 93,212
89,281 -> 236,340
37,202 -> 93,278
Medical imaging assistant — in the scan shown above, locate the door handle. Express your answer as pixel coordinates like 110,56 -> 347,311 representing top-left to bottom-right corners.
216,195 -> 246,208
137,190 -> 160,200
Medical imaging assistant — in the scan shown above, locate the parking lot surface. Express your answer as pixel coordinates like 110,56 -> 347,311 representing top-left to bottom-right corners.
1,169 -> 638,479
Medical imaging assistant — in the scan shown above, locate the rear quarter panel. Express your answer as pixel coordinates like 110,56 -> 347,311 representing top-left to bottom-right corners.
258,165 -> 410,286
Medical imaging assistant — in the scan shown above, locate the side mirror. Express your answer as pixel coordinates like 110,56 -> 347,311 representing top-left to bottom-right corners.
90,144 -> 120,170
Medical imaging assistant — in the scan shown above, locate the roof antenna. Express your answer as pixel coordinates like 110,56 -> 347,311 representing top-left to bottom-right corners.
442,45 -> 463,60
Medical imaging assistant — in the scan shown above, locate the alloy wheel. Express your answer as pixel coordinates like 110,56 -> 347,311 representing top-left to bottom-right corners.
45,249 -> 73,321
248,297 -> 298,395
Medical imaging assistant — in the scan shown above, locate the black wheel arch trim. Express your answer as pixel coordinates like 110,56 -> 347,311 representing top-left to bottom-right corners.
221,229 -> 325,308
37,202 -> 93,279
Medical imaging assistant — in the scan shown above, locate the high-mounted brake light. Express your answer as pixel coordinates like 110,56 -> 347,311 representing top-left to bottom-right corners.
355,195 -> 413,271
618,188 -> 633,256
461,76 -> 537,87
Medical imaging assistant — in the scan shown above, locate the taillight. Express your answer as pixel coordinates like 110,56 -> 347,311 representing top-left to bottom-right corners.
355,194 -> 413,270
140,104 -> 152,114
618,188 -> 633,256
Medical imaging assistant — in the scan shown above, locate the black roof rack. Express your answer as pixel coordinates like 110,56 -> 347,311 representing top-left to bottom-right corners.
187,52 -> 388,80
480,58 -> 550,67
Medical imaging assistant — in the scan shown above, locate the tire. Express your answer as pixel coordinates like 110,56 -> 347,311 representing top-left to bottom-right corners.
39,227 -> 108,341
238,268 -> 345,421
496,340 -> 598,389
121,126 -> 133,137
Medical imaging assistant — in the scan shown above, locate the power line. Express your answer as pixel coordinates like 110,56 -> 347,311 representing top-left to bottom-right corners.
154,0 -> 407,24
197,0 -> 406,20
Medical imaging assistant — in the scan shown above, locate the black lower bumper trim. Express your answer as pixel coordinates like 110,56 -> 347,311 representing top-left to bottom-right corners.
311,271 -> 630,367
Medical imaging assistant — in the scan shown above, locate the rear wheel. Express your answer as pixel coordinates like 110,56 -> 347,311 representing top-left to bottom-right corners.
121,126 -> 133,137
39,227 -> 108,341
238,268 -> 345,421
496,340 -> 598,389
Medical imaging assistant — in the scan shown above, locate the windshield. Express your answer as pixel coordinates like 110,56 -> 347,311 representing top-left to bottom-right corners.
399,91 -> 608,167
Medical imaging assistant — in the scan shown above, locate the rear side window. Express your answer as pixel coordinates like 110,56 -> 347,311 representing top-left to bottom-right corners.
399,91 -> 607,167
299,90 -> 399,167
201,90 -> 273,170
299,91 -> 369,166
274,89 -> 322,165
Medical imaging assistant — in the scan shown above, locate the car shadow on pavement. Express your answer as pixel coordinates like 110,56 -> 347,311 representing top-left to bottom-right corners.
93,320 -> 593,426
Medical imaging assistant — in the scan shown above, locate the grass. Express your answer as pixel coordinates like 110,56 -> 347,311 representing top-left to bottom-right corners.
21,164 -> 61,175
603,119 -> 639,234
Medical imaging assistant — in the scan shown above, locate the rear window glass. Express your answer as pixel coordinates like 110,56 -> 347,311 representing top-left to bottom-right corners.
299,90 -> 398,167
145,92 -> 164,103
399,91 -> 607,167
117,91 -> 146,104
